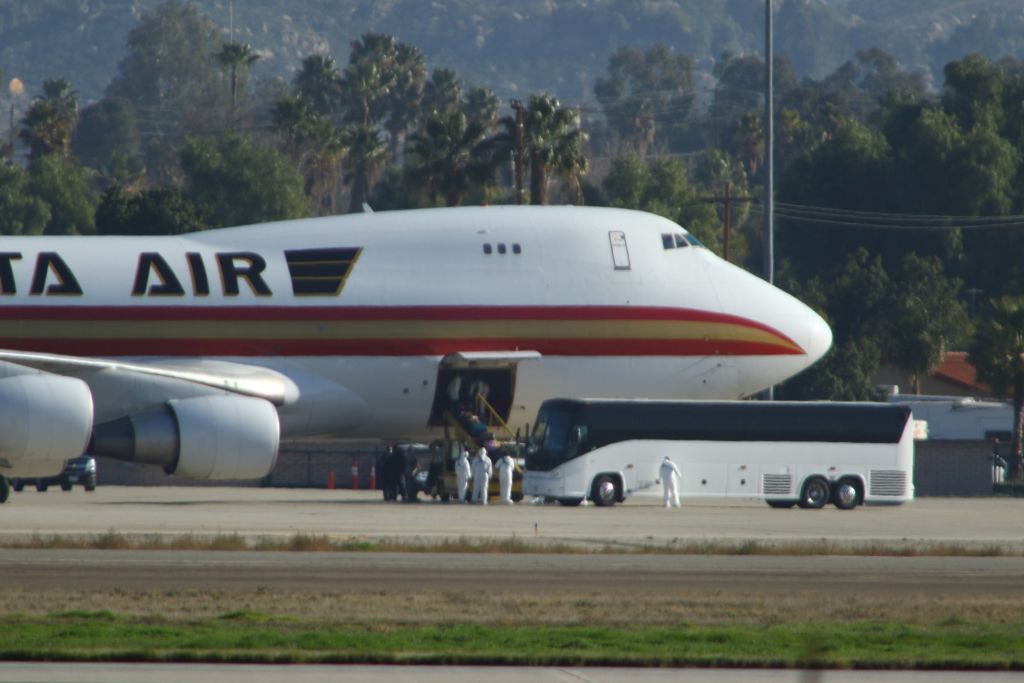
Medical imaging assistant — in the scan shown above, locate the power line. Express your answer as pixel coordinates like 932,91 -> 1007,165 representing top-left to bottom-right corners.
767,202 -> 1024,231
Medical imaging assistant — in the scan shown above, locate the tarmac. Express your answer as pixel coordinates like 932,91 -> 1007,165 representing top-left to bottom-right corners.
1,486 -> 1023,551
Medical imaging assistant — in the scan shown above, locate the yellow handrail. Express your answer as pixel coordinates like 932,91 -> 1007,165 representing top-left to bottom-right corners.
444,411 -> 479,449
475,392 -> 515,441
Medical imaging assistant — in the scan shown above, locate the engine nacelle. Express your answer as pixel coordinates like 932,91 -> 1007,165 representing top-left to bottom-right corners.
0,373 -> 93,477
91,394 -> 280,480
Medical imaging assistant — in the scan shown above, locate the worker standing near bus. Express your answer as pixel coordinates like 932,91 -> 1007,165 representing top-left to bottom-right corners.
660,456 -> 681,508
455,445 -> 472,502
496,451 -> 515,504
472,447 -> 492,504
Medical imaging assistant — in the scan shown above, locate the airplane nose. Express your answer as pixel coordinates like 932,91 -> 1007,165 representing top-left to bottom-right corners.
804,309 -> 833,366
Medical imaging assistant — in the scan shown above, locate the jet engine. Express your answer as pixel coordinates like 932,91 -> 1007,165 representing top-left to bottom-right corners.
91,394 -> 280,480
0,373 -> 94,477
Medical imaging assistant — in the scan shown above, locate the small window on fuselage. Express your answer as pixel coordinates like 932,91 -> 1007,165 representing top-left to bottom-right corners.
498,243 -> 507,254
483,243 -> 492,254
512,243 -> 521,254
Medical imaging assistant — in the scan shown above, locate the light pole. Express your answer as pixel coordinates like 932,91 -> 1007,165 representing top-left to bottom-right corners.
763,0 -> 773,286
763,0 -> 775,401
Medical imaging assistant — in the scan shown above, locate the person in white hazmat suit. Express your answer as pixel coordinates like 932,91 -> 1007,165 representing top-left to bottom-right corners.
659,456 -> 681,508
471,447 -> 492,504
454,445 -> 472,503
496,451 -> 515,504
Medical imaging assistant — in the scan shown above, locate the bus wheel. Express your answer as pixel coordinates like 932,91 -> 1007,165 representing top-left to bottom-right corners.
591,475 -> 618,507
798,477 -> 829,509
832,480 -> 861,510
557,498 -> 583,507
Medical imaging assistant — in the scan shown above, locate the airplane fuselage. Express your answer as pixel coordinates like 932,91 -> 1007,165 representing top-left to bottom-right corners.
0,206 -> 831,476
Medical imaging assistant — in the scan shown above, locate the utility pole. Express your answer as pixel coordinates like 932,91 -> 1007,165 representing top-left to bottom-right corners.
763,0 -> 774,286
510,99 -> 526,205
723,182 -> 732,263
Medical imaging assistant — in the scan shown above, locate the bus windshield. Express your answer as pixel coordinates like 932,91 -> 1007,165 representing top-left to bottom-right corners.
527,403 -> 574,471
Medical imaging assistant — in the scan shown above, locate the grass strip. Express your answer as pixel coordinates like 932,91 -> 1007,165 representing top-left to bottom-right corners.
0,531 -> 1019,557
3,613 -> 1024,669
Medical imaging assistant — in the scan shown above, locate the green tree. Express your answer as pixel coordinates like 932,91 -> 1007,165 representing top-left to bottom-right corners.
0,164 -> 50,235
406,110 -> 491,207
180,134 -> 309,228
600,155 -> 720,251
594,43 -> 695,155
497,94 -> 588,205
95,186 -> 202,236
969,297 -> 1024,479
20,78 -> 78,161
106,0 -> 221,174
215,41 -> 261,132
27,155 -> 97,235
422,68 -> 462,117
293,55 -> 344,117
886,254 -> 972,394
464,86 -> 500,131
777,249 -> 890,400
72,97 -> 142,179
340,124 -> 388,213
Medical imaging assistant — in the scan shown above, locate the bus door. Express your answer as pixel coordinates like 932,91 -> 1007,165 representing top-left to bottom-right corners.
427,351 -> 540,428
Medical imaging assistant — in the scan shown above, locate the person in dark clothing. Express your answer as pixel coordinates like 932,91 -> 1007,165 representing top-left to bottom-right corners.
381,445 -> 402,501
400,447 -> 419,502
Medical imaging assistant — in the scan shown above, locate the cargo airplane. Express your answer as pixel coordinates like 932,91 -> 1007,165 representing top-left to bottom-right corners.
0,205 -> 831,499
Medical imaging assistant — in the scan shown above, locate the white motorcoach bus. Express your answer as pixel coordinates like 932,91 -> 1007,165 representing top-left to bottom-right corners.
522,399 -> 915,510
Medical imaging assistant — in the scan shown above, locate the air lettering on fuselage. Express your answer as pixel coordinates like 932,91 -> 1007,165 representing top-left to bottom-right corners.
2,248 -> 364,298
132,251 -> 272,297
0,252 -> 83,296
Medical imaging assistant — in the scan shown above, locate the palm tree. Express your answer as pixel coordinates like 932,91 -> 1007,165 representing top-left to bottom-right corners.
969,296 -> 1024,479
341,123 -> 388,213
272,96 -> 345,214
294,55 -> 344,117
407,110 -> 491,207
513,94 -> 588,205
731,112 -> 764,178
421,68 -> 462,117
215,42 -> 260,131
20,79 -> 78,161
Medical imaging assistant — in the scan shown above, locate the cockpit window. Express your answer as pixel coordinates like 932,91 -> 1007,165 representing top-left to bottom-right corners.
674,234 -> 690,248
661,234 -> 674,250
684,234 -> 704,247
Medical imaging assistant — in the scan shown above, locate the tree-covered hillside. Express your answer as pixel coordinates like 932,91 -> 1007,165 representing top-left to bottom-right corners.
3,0 -> 1024,111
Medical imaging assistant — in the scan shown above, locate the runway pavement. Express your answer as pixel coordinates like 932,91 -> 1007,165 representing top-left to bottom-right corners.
2,487 -> 1024,550
1,664 -> 1021,683
2,487 -> 1023,597
4,489 -> 1024,680
3,548 -> 1024,596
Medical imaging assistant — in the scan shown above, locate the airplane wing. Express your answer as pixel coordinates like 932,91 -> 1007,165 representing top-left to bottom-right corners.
0,350 -> 299,406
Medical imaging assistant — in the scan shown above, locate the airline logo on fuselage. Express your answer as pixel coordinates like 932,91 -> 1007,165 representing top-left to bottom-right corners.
0,248 -> 362,298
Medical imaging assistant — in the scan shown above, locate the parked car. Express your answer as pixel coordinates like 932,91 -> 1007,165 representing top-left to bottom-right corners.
11,456 -> 97,492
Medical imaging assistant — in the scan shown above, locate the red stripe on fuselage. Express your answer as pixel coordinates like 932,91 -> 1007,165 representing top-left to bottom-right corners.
0,338 -> 801,357
0,305 -> 804,357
